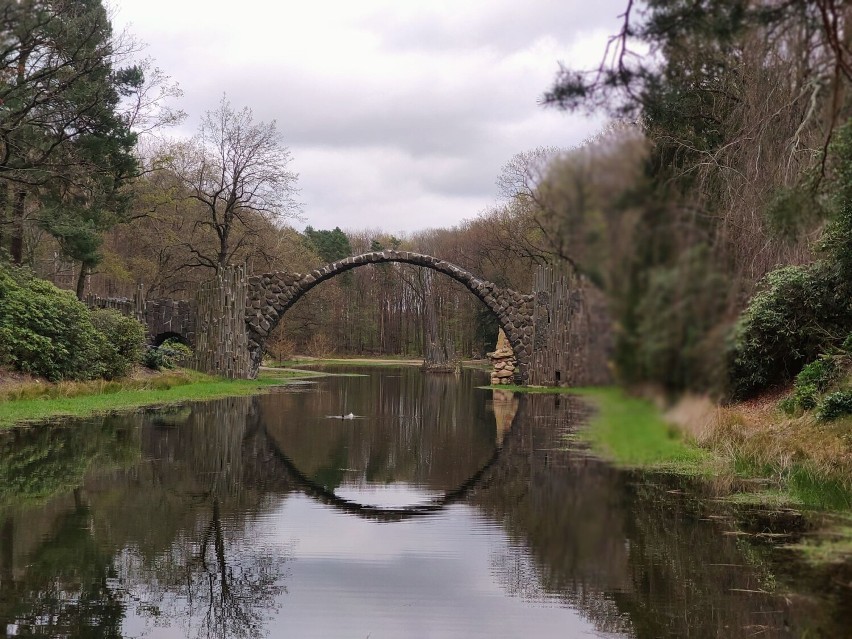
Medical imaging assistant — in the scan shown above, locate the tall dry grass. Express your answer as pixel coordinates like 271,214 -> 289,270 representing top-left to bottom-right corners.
666,392 -> 852,491
0,369 -> 195,403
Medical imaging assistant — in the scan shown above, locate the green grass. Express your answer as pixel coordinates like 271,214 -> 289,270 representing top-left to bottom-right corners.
482,384 -> 713,473
572,387 -> 714,474
0,368 -> 310,428
721,489 -> 804,508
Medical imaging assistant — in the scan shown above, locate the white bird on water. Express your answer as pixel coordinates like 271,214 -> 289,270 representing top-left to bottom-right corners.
343,412 -> 355,419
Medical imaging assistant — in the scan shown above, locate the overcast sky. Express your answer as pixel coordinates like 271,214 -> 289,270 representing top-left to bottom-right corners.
111,0 -> 625,235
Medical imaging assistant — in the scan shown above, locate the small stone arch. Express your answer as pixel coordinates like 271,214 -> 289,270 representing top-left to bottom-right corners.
245,250 -> 535,381
152,331 -> 190,348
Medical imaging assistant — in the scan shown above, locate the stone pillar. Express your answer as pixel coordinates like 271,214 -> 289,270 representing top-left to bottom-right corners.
191,266 -> 250,379
488,328 -> 517,385
528,266 -> 613,386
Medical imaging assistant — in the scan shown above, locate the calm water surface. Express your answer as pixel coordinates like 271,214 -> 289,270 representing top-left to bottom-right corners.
0,366 -> 849,638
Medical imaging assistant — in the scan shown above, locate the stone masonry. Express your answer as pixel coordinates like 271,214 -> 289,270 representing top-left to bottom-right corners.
245,250 -> 536,381
85,290 -> 196,346
488,328 -> 517,385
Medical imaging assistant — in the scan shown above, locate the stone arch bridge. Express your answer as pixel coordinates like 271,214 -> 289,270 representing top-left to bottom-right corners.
245,250 -> 538,381
89,250 -> 611,386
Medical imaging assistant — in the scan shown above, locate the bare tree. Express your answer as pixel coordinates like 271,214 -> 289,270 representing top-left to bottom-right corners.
170,96 -> 300,270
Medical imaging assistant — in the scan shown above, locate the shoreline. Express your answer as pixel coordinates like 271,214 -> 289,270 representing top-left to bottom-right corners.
0,358 -> 491,428
485,383 -> 852,565
484,383 -> 852,507
0,367 -> 323,428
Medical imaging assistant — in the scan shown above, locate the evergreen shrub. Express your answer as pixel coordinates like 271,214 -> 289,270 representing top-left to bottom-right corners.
0,266 -> 146,380
728,263 -> 852,399
817,390 -> 852,422
89,308 -> 146,379
143,338 -> 192,370
779,356 -> 842,414
0,266 -> 102,380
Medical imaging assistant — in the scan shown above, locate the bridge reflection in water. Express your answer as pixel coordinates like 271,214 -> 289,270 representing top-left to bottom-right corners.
0,366 -> 846,638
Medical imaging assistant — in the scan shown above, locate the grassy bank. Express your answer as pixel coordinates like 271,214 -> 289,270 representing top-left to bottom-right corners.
572,387 -> 716,474
487,383 -> 852,563
0,368 -> 316,428
487,384 -> 852,506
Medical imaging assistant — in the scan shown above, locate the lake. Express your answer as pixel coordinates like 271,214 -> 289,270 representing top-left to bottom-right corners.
0,366 -> 847,638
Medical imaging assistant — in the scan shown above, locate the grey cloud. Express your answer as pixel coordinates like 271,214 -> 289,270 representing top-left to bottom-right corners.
362,0 -> 628,55
122,1 -> 615,233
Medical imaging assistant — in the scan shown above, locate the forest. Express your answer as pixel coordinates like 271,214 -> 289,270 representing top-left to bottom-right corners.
1,0 -> 852,412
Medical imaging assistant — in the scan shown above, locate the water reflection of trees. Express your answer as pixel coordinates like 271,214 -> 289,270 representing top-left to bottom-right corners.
475,394 -> 841,638
0,497 -> 125,638
107,398 -> 288,639
0,398 -> 289,638
2,374 -> 848,638
0,416 -> 138,637
259,367 -> 497,492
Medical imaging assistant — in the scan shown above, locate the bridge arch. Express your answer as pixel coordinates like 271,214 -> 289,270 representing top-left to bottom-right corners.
262,433 -> 503,522
245,250 -> 535,380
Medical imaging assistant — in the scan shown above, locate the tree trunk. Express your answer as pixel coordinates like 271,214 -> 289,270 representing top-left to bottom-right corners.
0,181 -> 7,253
10,189 -> 25,265
76,263 -> 88,300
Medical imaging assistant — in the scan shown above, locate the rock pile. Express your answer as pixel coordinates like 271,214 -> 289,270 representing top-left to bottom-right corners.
488,328 -> 517,385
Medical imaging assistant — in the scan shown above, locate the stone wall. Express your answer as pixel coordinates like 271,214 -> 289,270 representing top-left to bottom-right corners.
527,266 -> 612,386
191,266 -> 250,379
84,287 -> 195,346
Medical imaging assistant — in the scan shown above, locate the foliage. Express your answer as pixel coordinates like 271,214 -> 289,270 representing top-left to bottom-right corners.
143,338 -> 193,370
763,187 -> 823,243
89,309 -> 146,379
728,263 -> 852,399
629,246 -> 728,390
0,416 -> 138,505
730,117 -> 852,398
304,226 -> 352,263
542,1 -> 852,395
0,0 -> 144,276
0,266 -> 103,381
780,357 -> 841,414
817,391 -> 852,422
0,266 -> 150,380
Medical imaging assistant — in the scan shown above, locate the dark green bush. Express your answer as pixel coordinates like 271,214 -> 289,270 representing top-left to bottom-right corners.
0,266 -> 103,381
780,356 -> 841,414
143,338 -> 192,370
795,357 -> 838,409
817,390 -> 852,422
728,262 -> 852,399
89,309 -> 146,379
